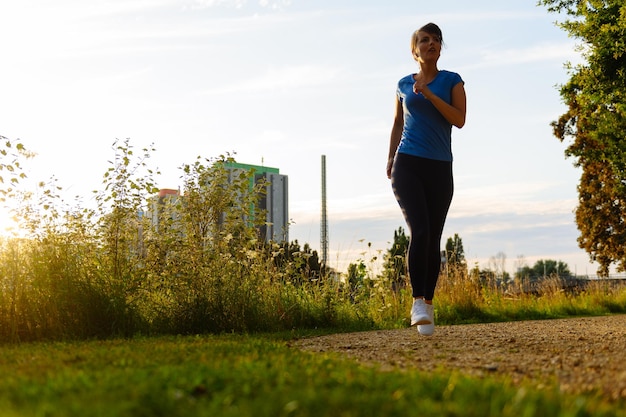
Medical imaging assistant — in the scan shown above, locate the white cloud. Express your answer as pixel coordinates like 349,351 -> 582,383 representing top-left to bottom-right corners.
464,41 -> 583,70
450,195 -> 576,218
191,0 -> 292,10
197,64 -> 344,95
191,0 -> 246,8
258,0 -> 292,9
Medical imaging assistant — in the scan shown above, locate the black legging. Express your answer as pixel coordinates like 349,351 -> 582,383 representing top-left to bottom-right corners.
391,153 -> 453,300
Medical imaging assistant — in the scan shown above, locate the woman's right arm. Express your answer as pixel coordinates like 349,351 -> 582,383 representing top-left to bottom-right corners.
387,96 -> 404,179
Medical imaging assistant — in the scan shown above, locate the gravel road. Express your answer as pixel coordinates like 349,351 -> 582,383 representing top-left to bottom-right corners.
294,315 -> 626,401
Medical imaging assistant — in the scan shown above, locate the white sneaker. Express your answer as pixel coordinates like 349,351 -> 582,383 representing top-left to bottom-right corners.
410,298 -> 431,326
417,303 -> 435,336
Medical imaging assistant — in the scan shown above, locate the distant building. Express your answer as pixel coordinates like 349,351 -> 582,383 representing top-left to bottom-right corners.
149,188 -> 181,233
225,162 -> 289,243
147,163 -> 289,243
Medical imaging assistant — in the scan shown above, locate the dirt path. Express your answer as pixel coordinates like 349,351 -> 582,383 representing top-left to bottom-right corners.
293,315 -> 626,401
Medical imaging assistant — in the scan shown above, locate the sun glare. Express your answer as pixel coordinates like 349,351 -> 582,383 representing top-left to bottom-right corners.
0,206 -> 22,237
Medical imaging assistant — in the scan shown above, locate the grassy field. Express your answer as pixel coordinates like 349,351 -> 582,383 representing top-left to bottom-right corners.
0,333 -> 624,417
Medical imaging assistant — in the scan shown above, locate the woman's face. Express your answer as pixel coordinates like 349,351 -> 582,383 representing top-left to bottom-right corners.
413,31 -> 441,63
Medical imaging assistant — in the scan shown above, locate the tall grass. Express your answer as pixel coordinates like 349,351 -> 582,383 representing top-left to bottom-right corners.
0,141 -> 382,342
435,266 -> 626,324
0,139 -> 625,343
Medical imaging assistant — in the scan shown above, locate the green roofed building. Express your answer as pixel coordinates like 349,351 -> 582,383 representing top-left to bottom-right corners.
224,162 -> 289,243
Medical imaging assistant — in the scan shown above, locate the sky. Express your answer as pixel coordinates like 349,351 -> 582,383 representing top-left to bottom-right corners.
0,0 -> 605,276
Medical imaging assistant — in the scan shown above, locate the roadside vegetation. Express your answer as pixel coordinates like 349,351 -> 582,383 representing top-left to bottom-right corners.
0,136 -> 623,414
1,134 -> 626,414
7,136 -> 626,417
1,137 -> 625,343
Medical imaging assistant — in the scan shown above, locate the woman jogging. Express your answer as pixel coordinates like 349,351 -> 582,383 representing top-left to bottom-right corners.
386,22 -> 467,336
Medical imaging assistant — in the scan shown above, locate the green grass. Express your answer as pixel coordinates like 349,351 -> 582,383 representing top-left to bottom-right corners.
0,334 -> 623,417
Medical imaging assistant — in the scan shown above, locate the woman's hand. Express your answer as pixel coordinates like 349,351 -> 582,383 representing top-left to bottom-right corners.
412,73 -> 431,97
386,157 -> 394,179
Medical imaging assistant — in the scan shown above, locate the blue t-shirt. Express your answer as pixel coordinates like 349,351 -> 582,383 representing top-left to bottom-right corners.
396,70 -> 463,162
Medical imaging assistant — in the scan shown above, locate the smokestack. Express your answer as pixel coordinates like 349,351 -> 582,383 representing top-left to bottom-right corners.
321,155 -> 328,268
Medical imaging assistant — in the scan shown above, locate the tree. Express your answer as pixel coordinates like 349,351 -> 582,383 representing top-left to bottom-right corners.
515,259 -> 572,281
487,251 -> 511,285
540,0 -> 626,275
445,233 -> 466,269
380,226 -> 409,290
267,240 -> 322,282
346,259 -> 368,296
